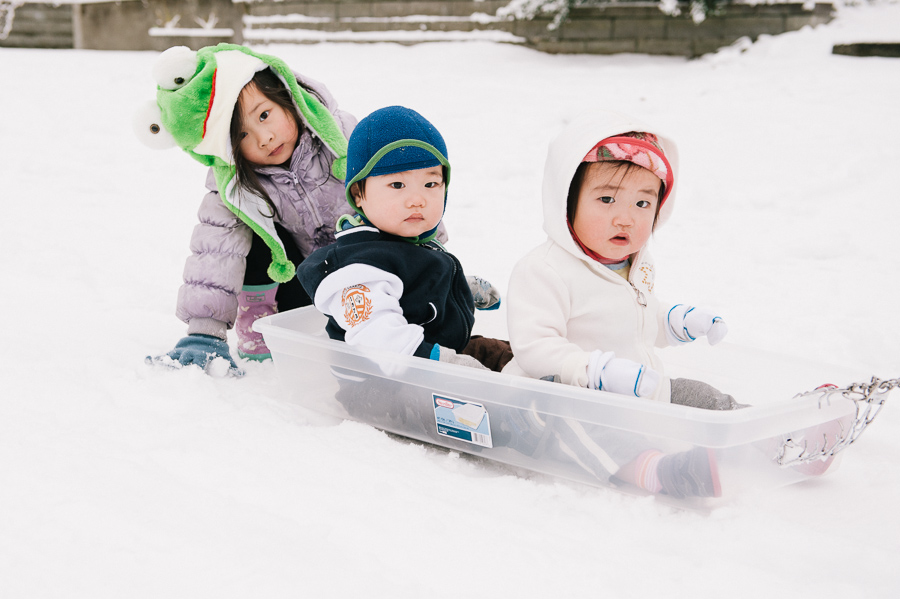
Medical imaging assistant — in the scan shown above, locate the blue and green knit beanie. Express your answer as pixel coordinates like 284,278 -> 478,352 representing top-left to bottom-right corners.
344,106 -> 451,244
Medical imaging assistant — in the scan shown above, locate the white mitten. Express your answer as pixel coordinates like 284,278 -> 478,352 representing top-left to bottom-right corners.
587,350 -> 660,398
666,304 -> 728,346
432,345 -> 489,370
466,275 -> 501,310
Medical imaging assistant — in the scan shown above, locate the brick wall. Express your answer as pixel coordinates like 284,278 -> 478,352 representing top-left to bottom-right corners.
0,1 -> 835,57
239,1 -> 834,56
515,3 -> 835,56
0,3 -> 74,49
76,0 -> 243,51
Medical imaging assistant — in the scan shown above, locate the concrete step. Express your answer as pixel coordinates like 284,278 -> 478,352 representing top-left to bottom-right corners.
0,32 -> 73,48
244,13 -> 512,34
0,4 -> 73,49
832,42 -> 900,57
244,1 -> 511,20
242,23 -> 524,46
241,0 -> 520,44
3,18 -> 73,35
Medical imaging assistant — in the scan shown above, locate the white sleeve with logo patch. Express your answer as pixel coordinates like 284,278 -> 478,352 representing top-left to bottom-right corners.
313,263 -> 425,355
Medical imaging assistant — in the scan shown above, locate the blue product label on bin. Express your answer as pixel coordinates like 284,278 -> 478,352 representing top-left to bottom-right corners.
433,394 -> 493,448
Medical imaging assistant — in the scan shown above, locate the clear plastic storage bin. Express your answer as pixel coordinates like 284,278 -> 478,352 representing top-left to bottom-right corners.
256,306 -> 889,508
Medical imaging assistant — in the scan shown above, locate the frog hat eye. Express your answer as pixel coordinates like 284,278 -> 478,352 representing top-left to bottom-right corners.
132,99 -> 176,149
151,45 -> 198,91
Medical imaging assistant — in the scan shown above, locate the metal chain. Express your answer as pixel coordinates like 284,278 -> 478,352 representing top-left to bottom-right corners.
775,377 -> 897,467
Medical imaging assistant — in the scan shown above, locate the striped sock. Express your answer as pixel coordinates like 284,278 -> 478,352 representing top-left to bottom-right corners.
616,449 -> 665,493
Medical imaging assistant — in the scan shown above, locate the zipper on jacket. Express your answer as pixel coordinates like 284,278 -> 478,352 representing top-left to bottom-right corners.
288,171 -> 325,229
624,250 -> 649,308
626,266 -> 656,371
628,280 -> 648,307
426,243 -> 474,346
448,253 -> 475,344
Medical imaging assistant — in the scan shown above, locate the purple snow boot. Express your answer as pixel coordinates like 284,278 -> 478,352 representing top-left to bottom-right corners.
235,284 -> 278,361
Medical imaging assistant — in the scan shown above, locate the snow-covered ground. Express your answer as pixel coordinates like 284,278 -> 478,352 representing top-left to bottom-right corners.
2,2 -> 899,597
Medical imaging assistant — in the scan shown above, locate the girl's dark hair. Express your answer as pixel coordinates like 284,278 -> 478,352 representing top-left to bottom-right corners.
229,68 -> 318,218
566,161 -> 665,230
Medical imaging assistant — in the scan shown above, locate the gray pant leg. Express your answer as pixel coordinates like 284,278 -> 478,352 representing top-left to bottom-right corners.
536,375 -> 661,479
670,378 -> 746,410
547,417 -> 654,479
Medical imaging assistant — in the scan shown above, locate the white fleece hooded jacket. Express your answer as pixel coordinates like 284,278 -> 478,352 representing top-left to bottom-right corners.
502,111 -> 680,402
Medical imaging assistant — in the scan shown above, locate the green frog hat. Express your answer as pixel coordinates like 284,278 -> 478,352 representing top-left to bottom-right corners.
133,43 -> 349,283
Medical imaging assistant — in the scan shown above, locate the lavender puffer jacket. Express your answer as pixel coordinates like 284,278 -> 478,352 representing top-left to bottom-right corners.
176,74 -> 357,340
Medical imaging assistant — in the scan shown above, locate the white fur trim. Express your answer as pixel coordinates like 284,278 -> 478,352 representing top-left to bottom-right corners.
193,50 -> 267,163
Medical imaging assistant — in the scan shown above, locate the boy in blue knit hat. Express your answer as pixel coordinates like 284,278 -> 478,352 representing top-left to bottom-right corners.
297,106 -> 510,370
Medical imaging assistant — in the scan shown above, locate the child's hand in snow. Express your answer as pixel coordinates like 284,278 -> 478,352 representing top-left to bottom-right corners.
147,334 -> 244,377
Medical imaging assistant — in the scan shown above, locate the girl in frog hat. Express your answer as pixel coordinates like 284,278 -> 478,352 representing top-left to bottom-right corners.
135,44 -> 361,374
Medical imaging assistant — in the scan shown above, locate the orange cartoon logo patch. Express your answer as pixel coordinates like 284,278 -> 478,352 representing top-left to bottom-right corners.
637,262 -> 654,294
342,284 -> 372,327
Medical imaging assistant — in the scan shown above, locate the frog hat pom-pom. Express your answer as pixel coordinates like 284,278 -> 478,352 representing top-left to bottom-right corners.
133,44 -> 349,283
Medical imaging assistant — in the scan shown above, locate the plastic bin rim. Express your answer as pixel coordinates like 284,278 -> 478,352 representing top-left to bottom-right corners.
254,308 -> 841,426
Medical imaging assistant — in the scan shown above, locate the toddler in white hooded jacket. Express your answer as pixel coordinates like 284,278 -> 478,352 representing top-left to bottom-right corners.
504,110 -> 740,410
500,110 -> 743,498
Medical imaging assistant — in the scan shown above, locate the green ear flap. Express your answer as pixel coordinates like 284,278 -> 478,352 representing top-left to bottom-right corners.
331,156 -> 347,181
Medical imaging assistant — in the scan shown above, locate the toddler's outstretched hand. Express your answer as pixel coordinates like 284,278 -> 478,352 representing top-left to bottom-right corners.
146,334 -> 244,377
466,275 -> 501,311
666,305 -> 728,346
588,350 -> 660,398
